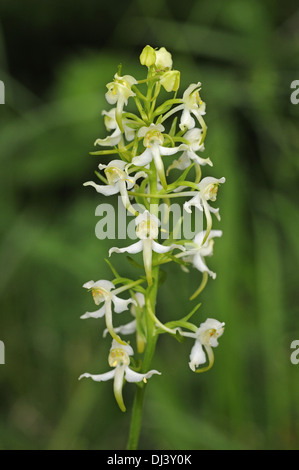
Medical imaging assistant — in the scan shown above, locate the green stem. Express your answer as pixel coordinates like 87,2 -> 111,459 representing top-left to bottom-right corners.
126,162 -> 160,450
126,385 -> 146,450
126,267 -> 159,450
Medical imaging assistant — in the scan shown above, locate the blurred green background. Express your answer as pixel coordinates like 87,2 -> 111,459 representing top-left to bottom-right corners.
0,0 -> 299,450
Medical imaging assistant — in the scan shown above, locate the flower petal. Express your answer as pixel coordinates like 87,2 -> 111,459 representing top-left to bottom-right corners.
179,108 -> 195,130
109,240 -> 143,256
112,295 -> 136,314
132,148 -> 153,167
183,194 -> 203,214
159,145 -> 182,156
189,339 -> 206,371
113,365 -> 126,412
79,370 -> 115,382
186,150 -> 212,167
198,176 -> 226,191
94,128 -> 122,147
83,181 -> 120,196
192,253 -> 216,279
80,305 -> 106,319
103,319 -> 137,338
124,367 -> 161,383
193,229 -> 223,247
92,280 -> 115,291
151,240 -> 185,254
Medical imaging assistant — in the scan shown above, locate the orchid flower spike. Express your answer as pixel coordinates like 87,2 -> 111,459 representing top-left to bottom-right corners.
131,124 -> 182,189
109,210 -> 185,285
83,160 -> 147,215
79,339 -> 161,412
81,279 -> 136,344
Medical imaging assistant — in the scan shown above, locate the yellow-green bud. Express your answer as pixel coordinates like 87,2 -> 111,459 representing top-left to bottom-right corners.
160,70 -> 180,92
140,45 -> 156,67
155,47 -> 173,70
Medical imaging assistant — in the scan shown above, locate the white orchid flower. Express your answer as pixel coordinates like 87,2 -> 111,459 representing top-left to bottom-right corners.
179,83 -> 206,131
105,73 -> 137,132
167,128 -> 212,174
81,279 -> 136,344
94,108 -> 135,147
109,210 -> 185,285
177,229 -> 222,279
83,160 -> 146,215
181,318 -> 225,372
161,83 -> 206,133
184,176 -> 225,241
79,339 -> 161,412
131,124 -> 182,189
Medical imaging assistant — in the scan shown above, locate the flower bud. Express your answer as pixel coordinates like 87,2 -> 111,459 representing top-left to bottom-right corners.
155,47 -> 173,70
140,45 -> 156,67
160,70 -> 180,92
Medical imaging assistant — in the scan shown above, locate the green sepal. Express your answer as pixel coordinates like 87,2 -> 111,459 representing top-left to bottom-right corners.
126,256 -> 144,270
181,302 -> 202,322
154,98 -> 182,117
105,258 -> 120,278
168,117 -> 178,137
112,276 -> 138,286
94,170 -> 108,185
155,252 -> 189,268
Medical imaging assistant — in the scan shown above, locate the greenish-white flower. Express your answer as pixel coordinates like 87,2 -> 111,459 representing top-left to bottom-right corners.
109,210 -> 185,285
167,128 -> 212,174
179,83 -> 206,131
83,160 -> 146,214
177,229 -> 222,279
105,73 -> 137,132
184,176 -> 225,229
94,108 -> 135,147
81,279 -> 136,344
161,82 -> 206,131
181,318 -> 225,372
79,339 -> 161,412
105,73 -> 137,106
131,124 -> 182,189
